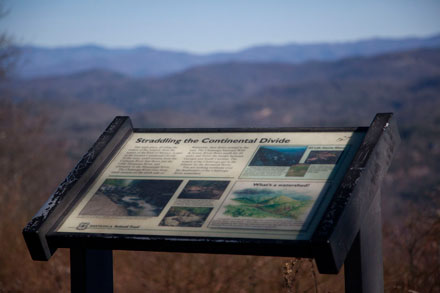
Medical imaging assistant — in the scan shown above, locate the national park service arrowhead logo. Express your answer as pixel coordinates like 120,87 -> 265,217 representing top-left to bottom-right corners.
76,222 -> 90,230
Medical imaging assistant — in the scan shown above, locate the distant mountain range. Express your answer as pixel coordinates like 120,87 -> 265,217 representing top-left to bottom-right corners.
15,34 -> 440,79
8,47 -> 440,206
14,47 -> 440,120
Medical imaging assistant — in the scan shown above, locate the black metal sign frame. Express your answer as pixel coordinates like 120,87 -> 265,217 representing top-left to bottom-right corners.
23,113 -> 399,292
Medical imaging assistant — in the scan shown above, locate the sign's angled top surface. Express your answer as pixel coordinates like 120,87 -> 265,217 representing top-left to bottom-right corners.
56,130 -> 365,241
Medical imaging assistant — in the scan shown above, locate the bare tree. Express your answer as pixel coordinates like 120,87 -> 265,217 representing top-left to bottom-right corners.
0,1 -> 17,81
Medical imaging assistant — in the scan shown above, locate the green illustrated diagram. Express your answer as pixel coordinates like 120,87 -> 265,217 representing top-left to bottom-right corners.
224,188 -> 313,219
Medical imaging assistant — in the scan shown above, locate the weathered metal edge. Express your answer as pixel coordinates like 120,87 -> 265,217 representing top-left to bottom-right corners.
47,232 -> 314,258
312,113 -> 400,273
23,116 -> 133,261
133,127 -> 368,133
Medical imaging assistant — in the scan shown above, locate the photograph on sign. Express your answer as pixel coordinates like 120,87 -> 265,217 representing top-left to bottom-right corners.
249,146 -> 306,166
178,180 -> 230,200
305,150 -> 343,164
79,179 -> 182,217
241,145 -> 348,180
160,207 -> 214,227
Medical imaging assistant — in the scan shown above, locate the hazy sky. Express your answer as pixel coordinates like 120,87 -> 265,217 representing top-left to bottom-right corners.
3,0 -> 440,53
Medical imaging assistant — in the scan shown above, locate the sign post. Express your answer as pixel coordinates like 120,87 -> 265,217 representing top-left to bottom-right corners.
344,190 -> 383,292
23,113 -> 399,292
70,248 -> 113,293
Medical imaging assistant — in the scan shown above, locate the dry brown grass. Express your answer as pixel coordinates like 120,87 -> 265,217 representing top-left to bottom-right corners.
0,98 -> 71,292
383,193 -> 440,293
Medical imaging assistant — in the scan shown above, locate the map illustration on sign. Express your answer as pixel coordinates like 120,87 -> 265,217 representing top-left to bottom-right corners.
286,164 -> 310,177
209,181 -> 328,230
223,187 -> 314,219
80,179 -> 182,217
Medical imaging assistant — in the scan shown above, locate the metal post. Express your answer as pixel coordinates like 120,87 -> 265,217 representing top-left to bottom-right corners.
344,190 -> 384,293
70,248 -> 113,293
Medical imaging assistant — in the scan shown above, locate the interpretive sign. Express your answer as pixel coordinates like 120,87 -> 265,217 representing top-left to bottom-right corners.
23,113 -> 399,293
57,131 -> 363,241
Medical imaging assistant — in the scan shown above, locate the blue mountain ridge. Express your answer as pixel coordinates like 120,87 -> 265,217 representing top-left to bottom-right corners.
15,34 -> 440,79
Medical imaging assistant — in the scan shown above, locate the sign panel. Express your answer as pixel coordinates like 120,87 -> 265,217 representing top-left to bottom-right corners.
56,131 -> 364,240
